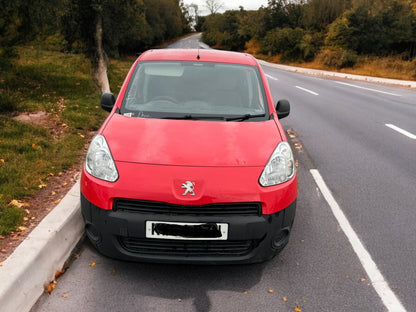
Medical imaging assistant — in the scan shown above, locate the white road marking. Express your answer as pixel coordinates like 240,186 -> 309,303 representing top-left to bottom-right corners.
295,86 -> 319,95
385,124 -> 416,140
265,74 -> 278,81
335,81 -> 402,97
310,169 -> 407,312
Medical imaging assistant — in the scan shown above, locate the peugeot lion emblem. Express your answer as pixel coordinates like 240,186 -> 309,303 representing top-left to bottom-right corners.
181,181 -> 195,196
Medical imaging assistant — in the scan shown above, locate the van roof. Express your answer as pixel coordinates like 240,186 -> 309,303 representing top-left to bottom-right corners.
138,49 -> 259,66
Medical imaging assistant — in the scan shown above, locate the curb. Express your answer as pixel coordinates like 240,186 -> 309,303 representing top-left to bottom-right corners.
258,60 -> 416,89
0,180 -> 83,312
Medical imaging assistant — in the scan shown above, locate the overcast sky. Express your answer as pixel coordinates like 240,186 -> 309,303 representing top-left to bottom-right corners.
183,0 -> 269,15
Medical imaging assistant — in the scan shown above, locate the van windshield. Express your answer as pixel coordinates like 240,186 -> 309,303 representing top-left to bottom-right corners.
120,61 -> 268,121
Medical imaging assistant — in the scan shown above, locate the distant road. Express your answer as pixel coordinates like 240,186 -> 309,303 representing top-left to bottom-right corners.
166,33 -> 210,49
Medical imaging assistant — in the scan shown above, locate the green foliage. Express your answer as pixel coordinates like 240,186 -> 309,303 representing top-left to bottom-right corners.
327,0 -> 416,56
61,0 -> 189,56
262,27 -> 305,61
199,0 -> 416,65
302,0 -> 351,31
202,11 -> 248,51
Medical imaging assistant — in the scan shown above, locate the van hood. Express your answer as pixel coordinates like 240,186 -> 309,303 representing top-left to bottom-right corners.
101,114 -> 282,167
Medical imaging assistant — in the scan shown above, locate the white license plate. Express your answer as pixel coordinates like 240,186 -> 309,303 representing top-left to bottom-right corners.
146,221 -> 228,240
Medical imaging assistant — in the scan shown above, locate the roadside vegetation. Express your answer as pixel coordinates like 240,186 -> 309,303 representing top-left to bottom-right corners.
199,0 -> 416,80
0,44 -> 134,235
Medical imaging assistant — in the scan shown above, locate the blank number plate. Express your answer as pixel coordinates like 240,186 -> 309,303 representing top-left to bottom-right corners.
146,221 -> 228,240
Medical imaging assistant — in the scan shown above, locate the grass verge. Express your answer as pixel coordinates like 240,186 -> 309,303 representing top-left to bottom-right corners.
0,45 -> 134,235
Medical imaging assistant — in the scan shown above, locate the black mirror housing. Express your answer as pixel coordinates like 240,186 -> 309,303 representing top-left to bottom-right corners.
101,93 -> 115,112
276,99 -> 290,119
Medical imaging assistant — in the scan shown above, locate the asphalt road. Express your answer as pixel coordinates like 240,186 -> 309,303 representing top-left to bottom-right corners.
31,34 -> 416,312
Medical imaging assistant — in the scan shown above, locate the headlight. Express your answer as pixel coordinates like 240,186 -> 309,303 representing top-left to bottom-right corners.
85,135 -> 119,182
259,142 -> 295,187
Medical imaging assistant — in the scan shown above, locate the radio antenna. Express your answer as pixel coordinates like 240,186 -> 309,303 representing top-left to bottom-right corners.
197,46 -> 200,60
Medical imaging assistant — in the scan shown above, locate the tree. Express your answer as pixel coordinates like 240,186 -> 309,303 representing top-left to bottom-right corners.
205,0 -> 224,14
302,0 -> 350,31
326,0 -> 416,56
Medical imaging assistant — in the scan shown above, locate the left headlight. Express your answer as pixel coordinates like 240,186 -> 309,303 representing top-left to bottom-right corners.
259,142 -> 295,187
85,135 -> 119,182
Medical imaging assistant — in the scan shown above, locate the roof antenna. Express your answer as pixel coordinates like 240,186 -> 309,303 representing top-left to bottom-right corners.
197,47 -> 200,60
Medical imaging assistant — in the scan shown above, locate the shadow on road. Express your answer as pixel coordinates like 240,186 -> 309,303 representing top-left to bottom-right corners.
88,240 -> 266,312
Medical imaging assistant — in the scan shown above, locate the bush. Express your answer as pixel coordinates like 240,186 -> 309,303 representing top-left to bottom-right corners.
261,27 -> 305,62
316,48 -> 357,69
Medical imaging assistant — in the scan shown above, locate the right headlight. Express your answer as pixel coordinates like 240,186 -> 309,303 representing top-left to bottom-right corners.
85,135 -> 119,182
259,142 -> 295,187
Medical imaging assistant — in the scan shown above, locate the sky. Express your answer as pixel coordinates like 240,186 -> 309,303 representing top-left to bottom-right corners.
182,0 -> 269,15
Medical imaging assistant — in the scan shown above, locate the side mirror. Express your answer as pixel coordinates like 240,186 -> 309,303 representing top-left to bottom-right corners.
101,93 -> 115,112
276,99 -> 290,119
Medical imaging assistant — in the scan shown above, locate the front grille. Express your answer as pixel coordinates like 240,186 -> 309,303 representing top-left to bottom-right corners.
113,199 -> 261,216
118,237 -> 259,257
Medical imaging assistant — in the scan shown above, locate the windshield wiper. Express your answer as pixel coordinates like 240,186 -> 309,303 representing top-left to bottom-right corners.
163,115 -> 226,120
163,113 -> 266,121
224,113 -> 266,121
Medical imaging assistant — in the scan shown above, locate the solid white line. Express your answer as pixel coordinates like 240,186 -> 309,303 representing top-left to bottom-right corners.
385,124 -> 416,140
335,81 -> 402,97
265,74 -> 278,81
295,85 -> 319,95
310,169 -> 407,312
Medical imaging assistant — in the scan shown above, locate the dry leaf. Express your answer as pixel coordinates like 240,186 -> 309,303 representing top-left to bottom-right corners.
0,159 -> 4,163
45,280 -> 57,294
294,306 -> 302,312
0,249 -> 6,253
90,262 -> 96,267
282,296 -> 288,302
178,298 -> 182,302
62,182 -> 68,187
268,289 -> 274,294
38,183 -> 47,189
31,143 -> 36,148
17,226 -> 27,232
55,269 -> 66,279
243,290 -> 248,295
9,200 -> 24,208
360,278 -> 366,282
0,262 -> 3,267
62,293 -> 69,298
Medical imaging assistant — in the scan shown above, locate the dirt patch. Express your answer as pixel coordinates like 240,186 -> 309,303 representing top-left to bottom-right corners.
12,97 -> 67,139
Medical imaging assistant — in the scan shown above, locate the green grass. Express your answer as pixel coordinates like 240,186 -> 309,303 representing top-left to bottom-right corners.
0,45 -> 134,235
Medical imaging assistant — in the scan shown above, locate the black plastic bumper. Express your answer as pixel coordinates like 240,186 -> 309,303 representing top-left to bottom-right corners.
81,194 -> 296,264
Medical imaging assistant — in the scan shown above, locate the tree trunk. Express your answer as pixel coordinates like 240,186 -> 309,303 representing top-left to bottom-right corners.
92,15 -> 111,94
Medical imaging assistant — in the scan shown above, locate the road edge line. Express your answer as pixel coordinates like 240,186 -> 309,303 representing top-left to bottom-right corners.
0,180 -> 83,312
310,169 -> 407,312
